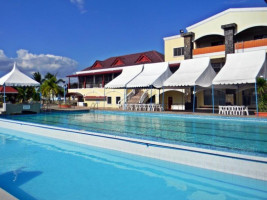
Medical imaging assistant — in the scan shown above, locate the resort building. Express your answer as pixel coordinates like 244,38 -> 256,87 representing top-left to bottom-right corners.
163,7 -> 267,111
67,51 -> 166,108
68,7 -> 267,112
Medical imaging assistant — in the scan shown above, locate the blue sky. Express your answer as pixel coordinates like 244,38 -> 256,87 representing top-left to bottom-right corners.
0,0 -> 266,78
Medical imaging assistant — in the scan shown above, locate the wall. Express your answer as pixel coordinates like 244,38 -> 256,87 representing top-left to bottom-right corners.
164,35 -> 184,62
69,88 -> 126,109
187,9 -> 267,41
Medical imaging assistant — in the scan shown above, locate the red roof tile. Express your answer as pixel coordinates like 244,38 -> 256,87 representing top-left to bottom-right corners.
82,50 -> 164,71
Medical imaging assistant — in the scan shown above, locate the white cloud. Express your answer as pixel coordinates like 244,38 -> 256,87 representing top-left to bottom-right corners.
70,0 -> 87,14
0,49 -> 78,80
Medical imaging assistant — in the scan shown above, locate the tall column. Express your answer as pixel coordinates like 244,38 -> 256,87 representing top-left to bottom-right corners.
182,32 -> 195,60
221,23 -> 237,56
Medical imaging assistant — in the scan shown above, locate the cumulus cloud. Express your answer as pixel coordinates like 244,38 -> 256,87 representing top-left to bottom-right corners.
70,0 -> 87,13
0,49 -> 78,80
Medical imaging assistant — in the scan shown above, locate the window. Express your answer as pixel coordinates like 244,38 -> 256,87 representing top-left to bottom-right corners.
173,47 -> 184,57
116,97 -> 121,104
204,90 -> 225,106
107,97 -> 112,104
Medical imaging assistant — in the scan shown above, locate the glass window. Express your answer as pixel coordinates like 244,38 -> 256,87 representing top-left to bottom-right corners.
204,90 -> 225,105
107,97 -> 112,104
116,97 -> 121,104
173,47 -> 184,57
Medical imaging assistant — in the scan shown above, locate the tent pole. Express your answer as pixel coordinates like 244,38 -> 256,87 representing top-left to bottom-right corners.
104,88 -> 106,109
124,88 -> 126,110
193,85 -> 196,113
162,87 -> 165,111
212,85 -> 215,114
150,85 -> 152,104
3,83 -> 6,104
255,80 -> 258,115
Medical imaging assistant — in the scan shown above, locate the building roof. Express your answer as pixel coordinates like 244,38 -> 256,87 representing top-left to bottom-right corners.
81,50 -> 164,72
0,86 -> 18,94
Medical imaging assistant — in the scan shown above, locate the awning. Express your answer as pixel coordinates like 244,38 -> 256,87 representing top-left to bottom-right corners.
66,92 -> 83,97
0,63 -> 40,87
126,62 -> 172,88
84,96 -> 106,100
105,65 -> 143,88
212,50 -> 267,85
164,57 -> 216,88
0,86 -> 18,94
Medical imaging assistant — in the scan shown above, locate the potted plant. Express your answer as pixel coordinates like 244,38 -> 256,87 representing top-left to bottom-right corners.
255,77 -> 267,117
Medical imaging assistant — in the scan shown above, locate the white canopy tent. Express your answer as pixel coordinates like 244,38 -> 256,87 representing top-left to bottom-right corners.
212,50 -> 267,113
126,62 -> 172,88
163,57 -> 216,112
0,62 -> 40,103
105,64 -> 143,88
164,57 -> 216,87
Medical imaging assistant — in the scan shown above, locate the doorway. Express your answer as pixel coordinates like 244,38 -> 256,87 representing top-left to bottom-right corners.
168,97 -> 173,110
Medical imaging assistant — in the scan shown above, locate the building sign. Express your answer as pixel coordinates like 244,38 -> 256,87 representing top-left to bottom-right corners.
23,105 -> 31,110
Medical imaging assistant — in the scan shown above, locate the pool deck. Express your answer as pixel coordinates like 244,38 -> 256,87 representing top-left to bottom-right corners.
0,188 -> 18,200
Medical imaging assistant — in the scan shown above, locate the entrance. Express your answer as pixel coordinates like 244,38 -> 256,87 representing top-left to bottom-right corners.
168,97 -> 173,110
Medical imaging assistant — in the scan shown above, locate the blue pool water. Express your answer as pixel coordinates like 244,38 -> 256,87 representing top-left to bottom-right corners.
3,110 -> 267,157
0,127 -> 266,200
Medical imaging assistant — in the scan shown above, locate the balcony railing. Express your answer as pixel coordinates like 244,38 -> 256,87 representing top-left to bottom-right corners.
235,38 -> 267,50
193,45 -> 225,55
193,38 -> 267,55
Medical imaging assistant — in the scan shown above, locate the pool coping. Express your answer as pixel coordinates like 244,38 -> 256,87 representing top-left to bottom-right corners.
0,118 -> 267,181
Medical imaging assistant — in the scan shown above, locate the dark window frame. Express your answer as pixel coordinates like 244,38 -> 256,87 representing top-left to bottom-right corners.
173,47 -> 184,57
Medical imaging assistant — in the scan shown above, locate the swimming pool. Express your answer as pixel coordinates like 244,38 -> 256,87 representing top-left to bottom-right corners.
0,127 -> 266,200
3,110 -> 267,157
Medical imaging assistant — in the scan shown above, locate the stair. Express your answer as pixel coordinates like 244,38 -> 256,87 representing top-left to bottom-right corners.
127,90 -> 144,104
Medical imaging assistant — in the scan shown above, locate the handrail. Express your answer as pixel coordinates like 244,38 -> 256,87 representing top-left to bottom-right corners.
118,89 -> 136,108
90,103 -> 98,111
139,89 -> 148,104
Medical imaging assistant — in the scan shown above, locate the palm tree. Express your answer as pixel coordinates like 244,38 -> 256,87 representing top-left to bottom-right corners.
33,72 -> 43,84
41,73 -> 65,103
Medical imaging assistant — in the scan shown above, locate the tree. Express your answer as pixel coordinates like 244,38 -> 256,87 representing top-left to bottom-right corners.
257,77 -> 267,112
41,73 -> 65,103
33,72 -> 43,84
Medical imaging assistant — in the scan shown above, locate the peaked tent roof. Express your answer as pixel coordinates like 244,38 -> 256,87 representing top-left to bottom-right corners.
126,62 -> 172,88
0,63 -> 40,87
164,57 -> 216,88
212,50 -> 267,85
105,64 -> 144,88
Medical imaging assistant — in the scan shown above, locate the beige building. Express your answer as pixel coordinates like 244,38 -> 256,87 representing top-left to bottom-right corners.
163,7 -> 267,110
67,51 -> 166,109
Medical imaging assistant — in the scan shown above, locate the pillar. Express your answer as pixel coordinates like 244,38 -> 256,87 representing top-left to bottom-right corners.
182,32 -> 195,60
221,23 -> 237,56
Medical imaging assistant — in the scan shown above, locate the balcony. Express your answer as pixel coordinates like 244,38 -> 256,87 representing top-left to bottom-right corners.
193,38 -> 267,56
193,45 -> 225,55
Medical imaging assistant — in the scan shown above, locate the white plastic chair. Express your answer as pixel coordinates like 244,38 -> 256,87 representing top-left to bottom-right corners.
218,106 -> 223,114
